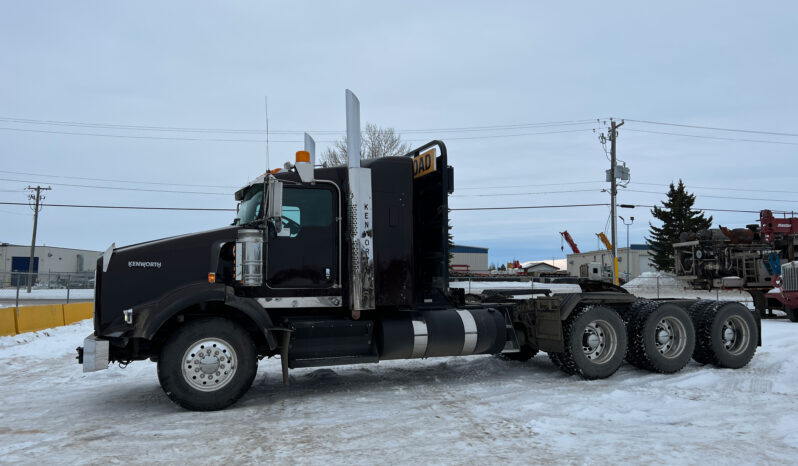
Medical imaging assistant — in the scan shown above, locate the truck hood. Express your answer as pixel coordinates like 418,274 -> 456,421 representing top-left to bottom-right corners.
96,226 -> 242,334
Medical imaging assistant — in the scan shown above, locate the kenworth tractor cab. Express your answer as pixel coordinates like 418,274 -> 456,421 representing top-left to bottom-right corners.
79,91 -> 759,411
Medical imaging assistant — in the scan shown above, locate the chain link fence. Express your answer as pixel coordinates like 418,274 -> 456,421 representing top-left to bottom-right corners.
0,271 -> 94,309
0,271 -> 95,290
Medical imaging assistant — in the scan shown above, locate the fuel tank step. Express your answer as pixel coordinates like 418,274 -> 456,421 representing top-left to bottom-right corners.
286,318 -> 378,369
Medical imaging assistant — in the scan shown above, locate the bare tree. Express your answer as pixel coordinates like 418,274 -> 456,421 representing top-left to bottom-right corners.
321,123 -> 410,166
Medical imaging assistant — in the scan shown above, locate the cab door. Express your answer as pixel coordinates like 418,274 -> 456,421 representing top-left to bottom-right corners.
266,184 -> 339,289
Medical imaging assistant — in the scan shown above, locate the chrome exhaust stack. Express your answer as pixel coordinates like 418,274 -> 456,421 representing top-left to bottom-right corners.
345,89 -> 375,317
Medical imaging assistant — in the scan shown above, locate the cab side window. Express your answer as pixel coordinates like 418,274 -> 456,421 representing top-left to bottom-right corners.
267,186 -> 337,288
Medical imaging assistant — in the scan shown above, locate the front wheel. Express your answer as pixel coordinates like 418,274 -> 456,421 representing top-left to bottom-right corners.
158,317 -> 258,411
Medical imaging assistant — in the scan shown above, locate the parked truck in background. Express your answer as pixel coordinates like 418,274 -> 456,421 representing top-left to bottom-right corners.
77,91 -> 760,411
674,209 -> 798,322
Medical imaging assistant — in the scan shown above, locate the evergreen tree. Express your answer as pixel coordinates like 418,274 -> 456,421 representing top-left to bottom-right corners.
646,180 -> 712,272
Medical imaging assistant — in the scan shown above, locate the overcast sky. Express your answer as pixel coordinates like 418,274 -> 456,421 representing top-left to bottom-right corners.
1,1 -> 796,266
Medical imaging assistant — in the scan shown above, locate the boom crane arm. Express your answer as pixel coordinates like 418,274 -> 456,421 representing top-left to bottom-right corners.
596,232 -> 613,250
560,230 -> 580,254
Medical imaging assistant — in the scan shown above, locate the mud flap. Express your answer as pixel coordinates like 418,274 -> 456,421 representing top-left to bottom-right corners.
533,299 -> 564,353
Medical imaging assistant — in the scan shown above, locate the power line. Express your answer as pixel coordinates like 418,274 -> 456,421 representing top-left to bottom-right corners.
624,128 -> 798,146
624,189 -> 798,204
624,119 -> 798,138
453,189 -> 600,198
430,128 -> 593,141
0,125 -> 595,144
0,177 -> 230,196
0,200 -> 606,212
0,169 -> 239,189
451,203 -> 609,211
457,180 -> 603,190
628,204 -> 788,215
0,115 -> 599,135
0,126 -> 292,143
633,181 -> 798,195
0,207 -> 29,216
0,198 -> 782,215
3,114 -> 794,141
0,201 -> 234,211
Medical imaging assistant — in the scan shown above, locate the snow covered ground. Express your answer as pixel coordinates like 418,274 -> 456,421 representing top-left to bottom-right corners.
1,319 -> 797,464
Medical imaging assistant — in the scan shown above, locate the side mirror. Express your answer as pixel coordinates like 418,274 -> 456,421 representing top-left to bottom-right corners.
265,178 -> 283,232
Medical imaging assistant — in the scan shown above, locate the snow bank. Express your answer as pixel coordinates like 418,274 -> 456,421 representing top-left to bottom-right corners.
622,272 -> 752,303
623,271 -> 685,288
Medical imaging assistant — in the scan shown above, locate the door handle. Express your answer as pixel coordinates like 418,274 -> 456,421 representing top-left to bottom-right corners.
325,268 -> 331,280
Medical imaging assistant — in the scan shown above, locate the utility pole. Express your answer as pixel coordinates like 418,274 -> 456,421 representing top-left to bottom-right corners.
25,185 -> 51,293
602,119 -> 625,285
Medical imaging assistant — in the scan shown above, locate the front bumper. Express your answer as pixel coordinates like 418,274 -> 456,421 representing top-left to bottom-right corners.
77,334 -> 109,372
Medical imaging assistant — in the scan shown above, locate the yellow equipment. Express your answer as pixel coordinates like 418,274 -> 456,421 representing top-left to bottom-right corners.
596,232 -> 613,251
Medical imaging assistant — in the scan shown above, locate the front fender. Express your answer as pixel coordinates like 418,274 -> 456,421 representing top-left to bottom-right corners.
129,282 -> 276,349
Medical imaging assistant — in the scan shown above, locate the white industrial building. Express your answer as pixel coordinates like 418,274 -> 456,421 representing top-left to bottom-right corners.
566,244 -> 655,282
0,243 -> 101,287
450,244 -> 489,274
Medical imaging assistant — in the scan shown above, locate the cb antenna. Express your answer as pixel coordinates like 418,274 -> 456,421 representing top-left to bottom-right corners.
264,96 -> 270,172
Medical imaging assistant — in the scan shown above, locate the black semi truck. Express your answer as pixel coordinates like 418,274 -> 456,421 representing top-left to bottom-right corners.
78,91 -> 760,411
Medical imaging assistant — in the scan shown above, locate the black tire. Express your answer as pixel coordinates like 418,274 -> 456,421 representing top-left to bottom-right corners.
548,351 -> 566,370
158,317 -> 258,411
626,302 -> 696,373
693,301 -> 757,369
621,299 -> 652,324
499,345 -> 538,361
785,307 -> 798,323
553,305 -> 627,379
687,300 -> 717,364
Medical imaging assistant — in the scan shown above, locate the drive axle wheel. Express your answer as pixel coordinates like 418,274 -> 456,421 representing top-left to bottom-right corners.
626,302 -> 695,373
693,301 -> 757,369
553,306 -> 627,379
686,300 -> 717,364
158,317 -> 257,411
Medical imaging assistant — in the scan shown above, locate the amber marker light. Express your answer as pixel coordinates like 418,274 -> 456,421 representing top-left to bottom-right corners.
296,150 -> 310,163
208,273 -> 216,283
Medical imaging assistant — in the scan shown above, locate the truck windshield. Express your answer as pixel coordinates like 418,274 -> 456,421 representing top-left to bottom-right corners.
234,184 -> 263,225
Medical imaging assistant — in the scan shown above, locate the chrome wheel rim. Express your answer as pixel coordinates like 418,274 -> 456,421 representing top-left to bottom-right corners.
582,319 -> 617,364
181,338 -> 237,392
654,316 -> 688,359
721,316 -> 750,356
